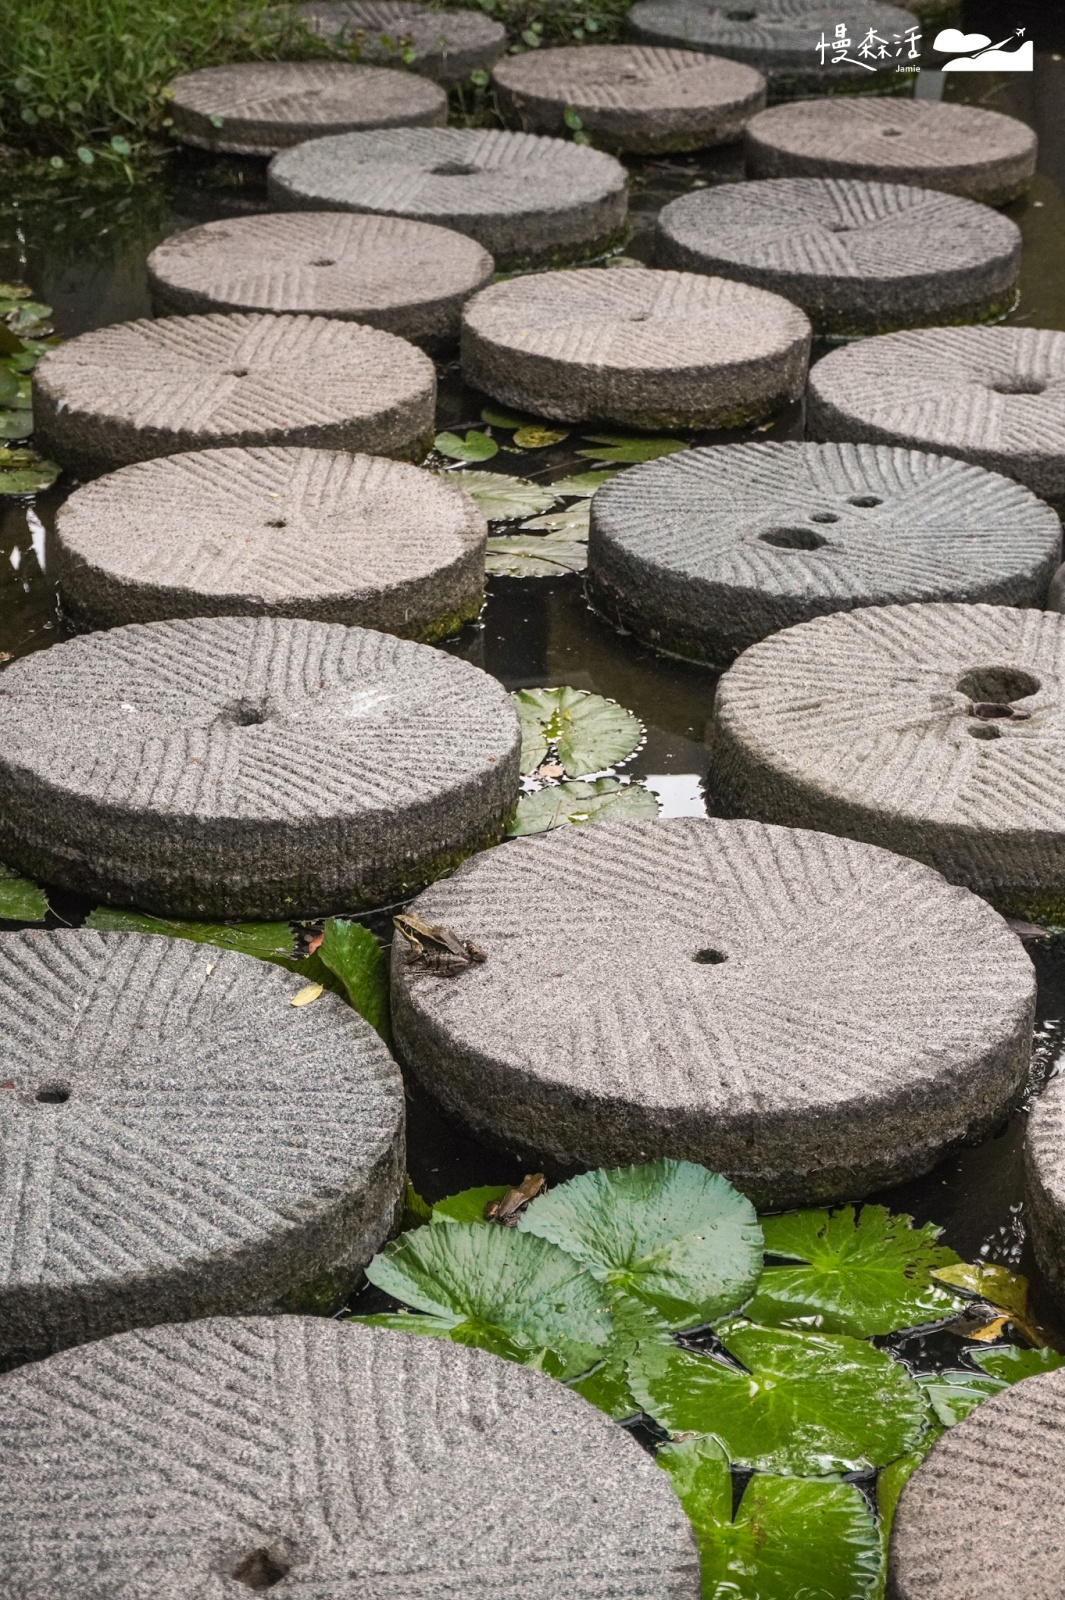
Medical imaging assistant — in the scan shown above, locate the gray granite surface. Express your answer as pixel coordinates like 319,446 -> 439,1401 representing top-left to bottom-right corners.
298,0 -> 507,86
1024,1073 -> 1065,1309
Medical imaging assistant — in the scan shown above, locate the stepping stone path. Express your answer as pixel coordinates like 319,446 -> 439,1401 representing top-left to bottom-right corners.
1025,1074 -> 1065,1310
0,931 -> 404,1367
492,43 -> 766,154
298,0 -> 507,87
0,616 -> 520,919
54,447 -> 487,639
146,213 -> 494,349
745,99 -> 1038,206
588,442 -> 1062,666
461,267 -> 810,430
626,0 -> 920,99
167,60 -> 447,156
31,313 -> 436,480
656,179 -> 1021,337
268,127 -> 629,270
0,1317 -> 700,1595
889,1365 -> 1065,1600
391,816 -> 1035,1206
807,327 -> 1065,503
710,602 -> 1065,906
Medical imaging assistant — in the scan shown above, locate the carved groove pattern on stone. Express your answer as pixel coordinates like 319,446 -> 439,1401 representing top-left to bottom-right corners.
299,0 -> 507,78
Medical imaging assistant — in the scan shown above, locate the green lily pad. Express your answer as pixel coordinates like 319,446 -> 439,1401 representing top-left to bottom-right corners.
363,1221 -> 613,1378
577,434 -> 688,464
521,501 -> 591,539
485,533 -> 588,577
435,430 -> 498,462
452,470 -> 557,521
432,1184 -> 509,1224
316,917 -> 389,1042
0,863 -> 48,923
630,1318 -> 927,1474
480,405 -> 530,429
744,1206 -> 963,1337
402,1178 -> 434,1228
520,1160 -> 763,1330
932,1260 -> 1044,1343
916,1370 -> 1007,1428
85,906 -> 296,960
549,470 -> 617,495
568,1292 -> 674,1420
659,1435 -> 882,1600
971,1344 -> 1065,1382
354,1310 -> 454,1339
0,325 -> 25,359
0,284 -> 32,300
0,368 -> 19,406
0,455 -> 61,494
507,777 -> 659,836
513,685 -> 643,776
0,410 -> 31,440
512,425 -> 568,448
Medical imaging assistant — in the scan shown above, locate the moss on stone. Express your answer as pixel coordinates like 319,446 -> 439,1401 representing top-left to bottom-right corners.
410,593 -> 484,645
815,286 -> 1021,342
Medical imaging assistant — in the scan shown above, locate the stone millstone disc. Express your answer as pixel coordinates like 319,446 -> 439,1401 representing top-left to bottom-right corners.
298,0 -> 507,88
146,213 -> 494,349
54,447 -> 487,640
887,1366 -> 1065,1600
588,442 -> 1062,666
31,313 -> 436,482
626,0 -> 920,98
710,601 -> 1065,905
745,98 -> 1037,206
1024,1075 -> 1065,1309
0,616 -> 521,919
656,179 -> 1021,337
167,61 -> 447,156
391,816 -> 1034,1205
0,931 -> 404,1367
807,327 -> 1065,503
492,43 -> 766,155
267,127 -> 629,272
461,267 -> 810,430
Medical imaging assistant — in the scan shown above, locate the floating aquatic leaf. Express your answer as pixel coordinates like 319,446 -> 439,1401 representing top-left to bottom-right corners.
513,425 -> 568,448
513,685 -> 643,776
521,501 -> 591,539
432,1184 -> 510,1224
521,1160 -> 763,1330
0,449 -> 61,494
745,1206 -> 963,1337
0,325 -> 25,358
0,284 -> 32,300
363,1221 -> 613,1378
916,1369 -> 1007,1427
355,1310 -> 454,1339
0,864 -> 48,923
85,906 -> 296,960
480,405 -> 529,429
630,1318 -> 926,1474
933,1261 -> 1044,1344
966,1314 -> 1012,1343
549,470 -> 618,495
971,1344 -> 1065,1381
507,777 -> 659,836
0,369 -> 19,406
660,1435 -> 882,1600
434,429 -> 498,462
316,917 -> 389,1042
290,982 -> 324,1006
568,1292 -> 674,1420
451,470 -> 557,521
485,533 -> 588,577
0,410 -> 30,440
577,433 -> 688,464
402,1178 -> 434,1228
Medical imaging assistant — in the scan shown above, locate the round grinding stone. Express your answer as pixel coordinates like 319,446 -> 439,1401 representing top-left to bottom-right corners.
391,816 -> 1035,1206
492,43 -> 766,155
626,0 -> 921,98
1024,1075 -> 1065,1309
461,266 -> 810,430
267,127 -> 629,271
588,443 -> 1062,666
167,60 -> 447,157
31,313 -> 436,482
745,98 -> 1037,206
710,601 -> 1065,906
0,931 -> 404,1367
298,0 -> 507,87
54,447 -> 487,639
0,1317 -> 701,1597
807,327 -> 1065,503
888,1366 -> 1065,1600
0,616 -> 521,919
146,213 -> 494,349
656,179 -> 1022,337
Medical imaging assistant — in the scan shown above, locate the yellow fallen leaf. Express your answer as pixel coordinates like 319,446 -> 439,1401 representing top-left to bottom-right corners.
967,1316 -> 1011,1343
291,983 -> 324,1007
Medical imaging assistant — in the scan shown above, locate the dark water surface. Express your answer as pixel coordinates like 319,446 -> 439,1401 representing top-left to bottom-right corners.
3,14 -> 1065,1343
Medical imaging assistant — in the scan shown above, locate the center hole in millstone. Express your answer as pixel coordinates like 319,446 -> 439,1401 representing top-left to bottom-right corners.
810,511 -> 840,524
693,948 -> 728,965
430,161 -> 480,176
232,1550 -> 289,1591
229,367 -> 249,378
759,526 -> 828,551
989,377 -> 1046,395
309,257 -> 336,267
264,518 -> 287,528
848,495 -> 882,508
723,6 -> 757,16
825,223 -> 853,232
956,666 -> 1041,705
882,128 -> 903,137
36,1083 -> 70,1104
221,698 -> 269,727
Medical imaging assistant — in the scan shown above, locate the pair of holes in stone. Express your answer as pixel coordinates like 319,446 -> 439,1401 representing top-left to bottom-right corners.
232,1549 -> 289,1591
759,496 -> 883,548
693,948 -> 727,965
958,667 -> 1040,739
36,1084 -> 70,1105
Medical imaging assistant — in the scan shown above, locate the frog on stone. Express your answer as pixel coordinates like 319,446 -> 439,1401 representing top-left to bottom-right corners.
393,913 -> 486,976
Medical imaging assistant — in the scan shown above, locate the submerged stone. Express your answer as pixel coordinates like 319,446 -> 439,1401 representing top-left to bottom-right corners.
0,615 -> 521,918
492,42 -> 766,154
1024,1076 -> 1065,1311
656,179 -> 1021,337
54,446 -> 487,639
745,98 -> 1037,206
0,931 -> 404,1366
710,601 -> 1065,906
588,442 -> 1062,666
460,267 -> 810,430
807,326 -> 1065,503
167,60 -> 447,156
298,0 -> 507,87
391,816 -> 1035,1206
31,312 -> 436,480
267,126 -> 629,271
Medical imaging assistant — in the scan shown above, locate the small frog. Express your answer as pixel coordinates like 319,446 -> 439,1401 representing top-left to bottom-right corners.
393,913 -> 486,977
485,1173 -> 546,1226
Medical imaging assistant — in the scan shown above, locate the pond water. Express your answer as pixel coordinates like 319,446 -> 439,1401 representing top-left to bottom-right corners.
3,6 -> 1065,1343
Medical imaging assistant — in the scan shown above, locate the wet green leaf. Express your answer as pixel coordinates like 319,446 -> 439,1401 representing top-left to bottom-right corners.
932,1261 -> 1027,1317
568,1292 -> 673,1420
364,1221 -> 613,1378
971,1344 -> 1065,1381
563,105 -> 584,131
0,325 -> 26,358
630,1319 -> 927,1473
0,863 -> 48,923
0,410 -> 31,440
316,917 -> 389,1042
660,1435 -> 882,1600
0,448 -> 60,494
485,533 -> 587,577
402,1177 -> 433,1228
432,1184 -> 509,1224
0,284 -> 31,301
479,405 -> 530,429
513,685 -> 643,776
745,1206 -> 963,1337
512,425 -> 568,448
507,777 -> 659,836
353,1310 -> 455,1339
0,369 -> 19,406
521,1160 -> 763,1330
916,1370 -> 1006,1427
451,470 -> 557,521
435,429 -> 498,462
521,501 -> 591,539
85,906 -> 296,960
577,434 -> 688,464
549,470 -> 617,495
